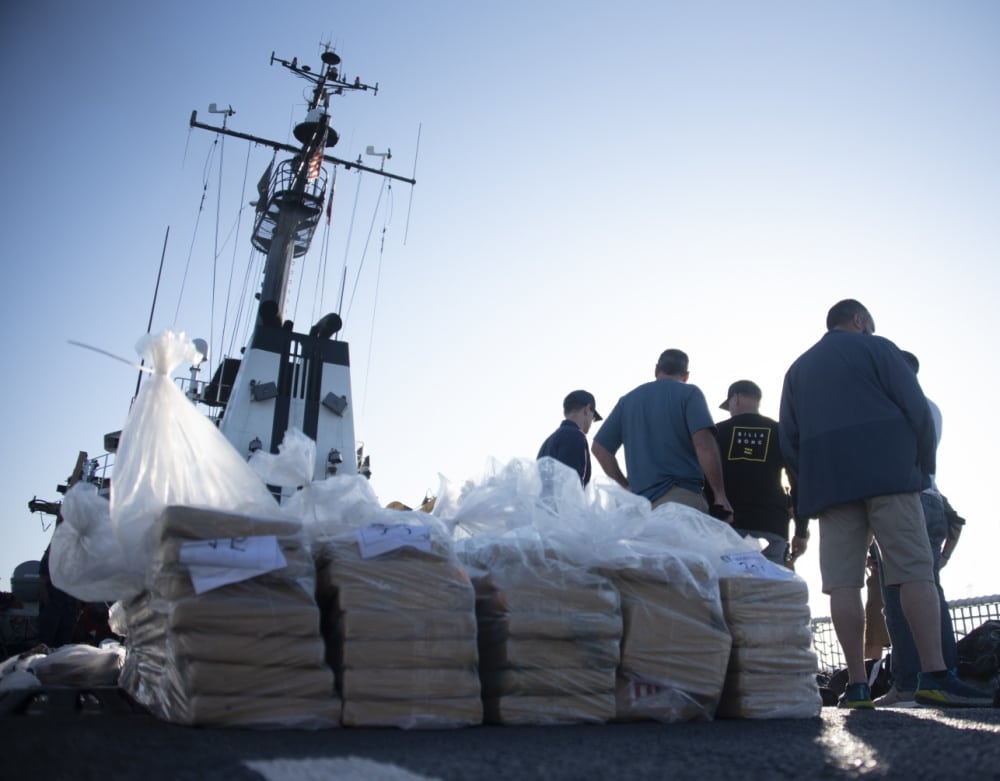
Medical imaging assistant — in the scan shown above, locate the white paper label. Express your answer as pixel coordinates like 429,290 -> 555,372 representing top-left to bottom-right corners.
179,535 -> 288,594
718,551 -> 796,580
357,523 -> 432,559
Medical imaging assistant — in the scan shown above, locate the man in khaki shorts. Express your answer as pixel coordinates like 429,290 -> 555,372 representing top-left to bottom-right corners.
821,495 -> 936,608
779,299 -> 992,708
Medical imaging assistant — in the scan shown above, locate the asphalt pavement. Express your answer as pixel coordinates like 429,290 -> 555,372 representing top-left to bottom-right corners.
3,693 -> 1000,781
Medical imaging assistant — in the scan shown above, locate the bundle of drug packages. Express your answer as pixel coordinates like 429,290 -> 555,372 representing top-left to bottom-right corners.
315,513 -> 482,728
113,505 -> 339,728
601,542 -> 731,723
461,539 -> 621,725
716,576 -> 822,718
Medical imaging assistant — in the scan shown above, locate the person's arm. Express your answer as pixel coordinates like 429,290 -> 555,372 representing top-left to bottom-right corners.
789,532 -> 809,561
785,468 -> 809,560
778,374 -> 800,482
591,440 -> 629,490
884,344 -> 937,479
692,428 -> 732,521
789,506 -> 810,560
939,528 -> 961,568
939,494 -> 966,567
779,372 -> 806,537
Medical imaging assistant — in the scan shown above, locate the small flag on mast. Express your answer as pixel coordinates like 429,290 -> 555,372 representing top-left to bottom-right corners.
306,125 -> 328,181
255,158 -> 273,212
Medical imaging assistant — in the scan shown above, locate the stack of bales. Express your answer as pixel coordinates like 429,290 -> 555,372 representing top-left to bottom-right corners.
462,542 -> 622,725
316,520 -> 482,728
603,542 -> 731,722
717,576 -> 822,718
114,505 -> 339,728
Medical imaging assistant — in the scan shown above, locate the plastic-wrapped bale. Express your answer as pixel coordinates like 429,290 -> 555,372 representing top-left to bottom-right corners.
601,543 -> 731,722
113,505 -> 339,729
464,545 -> 621,726
27,643 -> 125,688
316,522 -> 482,729
716,576 -> 822,719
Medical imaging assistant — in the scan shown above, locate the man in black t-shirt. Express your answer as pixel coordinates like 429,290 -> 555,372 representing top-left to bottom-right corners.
715,380 -> 809,566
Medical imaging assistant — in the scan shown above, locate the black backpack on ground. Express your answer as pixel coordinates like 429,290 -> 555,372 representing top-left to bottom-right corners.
956,620 -> 1000,680
820,655 -> 892,705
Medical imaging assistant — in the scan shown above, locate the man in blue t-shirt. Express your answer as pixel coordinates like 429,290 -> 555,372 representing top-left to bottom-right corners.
537,389 -> 602,486
591,348 -> 732,517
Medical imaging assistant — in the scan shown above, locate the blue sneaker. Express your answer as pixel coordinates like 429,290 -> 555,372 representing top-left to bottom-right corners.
915,672 -> 995,707
838,682 -> 875,709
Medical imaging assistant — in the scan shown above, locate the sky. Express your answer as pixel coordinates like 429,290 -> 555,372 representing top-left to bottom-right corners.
2,1 -> 998,620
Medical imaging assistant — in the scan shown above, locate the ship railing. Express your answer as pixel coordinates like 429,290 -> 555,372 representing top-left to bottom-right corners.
250,159 -> 327,258
82,452 -> 113,499
811,594 -> 1000,674
176,377 -> 226,425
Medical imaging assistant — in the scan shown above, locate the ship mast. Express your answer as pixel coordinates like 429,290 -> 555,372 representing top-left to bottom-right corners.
190,49 -> 413,330
257,50 -> 339,329
186,49 -> 414,482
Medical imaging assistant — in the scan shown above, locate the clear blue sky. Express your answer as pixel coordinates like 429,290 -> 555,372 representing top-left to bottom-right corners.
2,1 -> 998,618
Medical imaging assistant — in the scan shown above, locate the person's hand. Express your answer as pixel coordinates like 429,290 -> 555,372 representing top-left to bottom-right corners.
709,500 -> 734,524
790,534 -> 809,561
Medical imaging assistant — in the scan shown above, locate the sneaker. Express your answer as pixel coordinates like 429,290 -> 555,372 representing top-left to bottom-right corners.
838,682 -> 875,709
915,672 -> 995,707
874,685 -> 917,708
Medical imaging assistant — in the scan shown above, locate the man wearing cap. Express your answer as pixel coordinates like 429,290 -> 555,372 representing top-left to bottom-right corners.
715,380 -> 808,567
591,348 -> 732,516
537,390 -> 602,486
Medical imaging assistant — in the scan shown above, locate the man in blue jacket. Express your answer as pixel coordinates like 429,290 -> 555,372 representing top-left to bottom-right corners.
780,299 -> 991,709
537,390 -> 602,486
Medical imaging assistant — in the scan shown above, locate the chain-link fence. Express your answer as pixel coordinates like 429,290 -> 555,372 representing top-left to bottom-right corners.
811,594 -> 1000,673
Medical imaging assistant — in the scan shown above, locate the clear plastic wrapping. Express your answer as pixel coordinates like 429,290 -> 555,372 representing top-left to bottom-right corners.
717,576 -> 822,719
110,332 -> 281,585
442,459 -> 730,724
462,540 -> 622,726
315,509 -> 482,729
115,505 -> 339,729
26,642 -> 125,687
49,483 -> 141,601
80,351 -> 823,728
53,331 -> 284,605
601,541 -> 730,723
